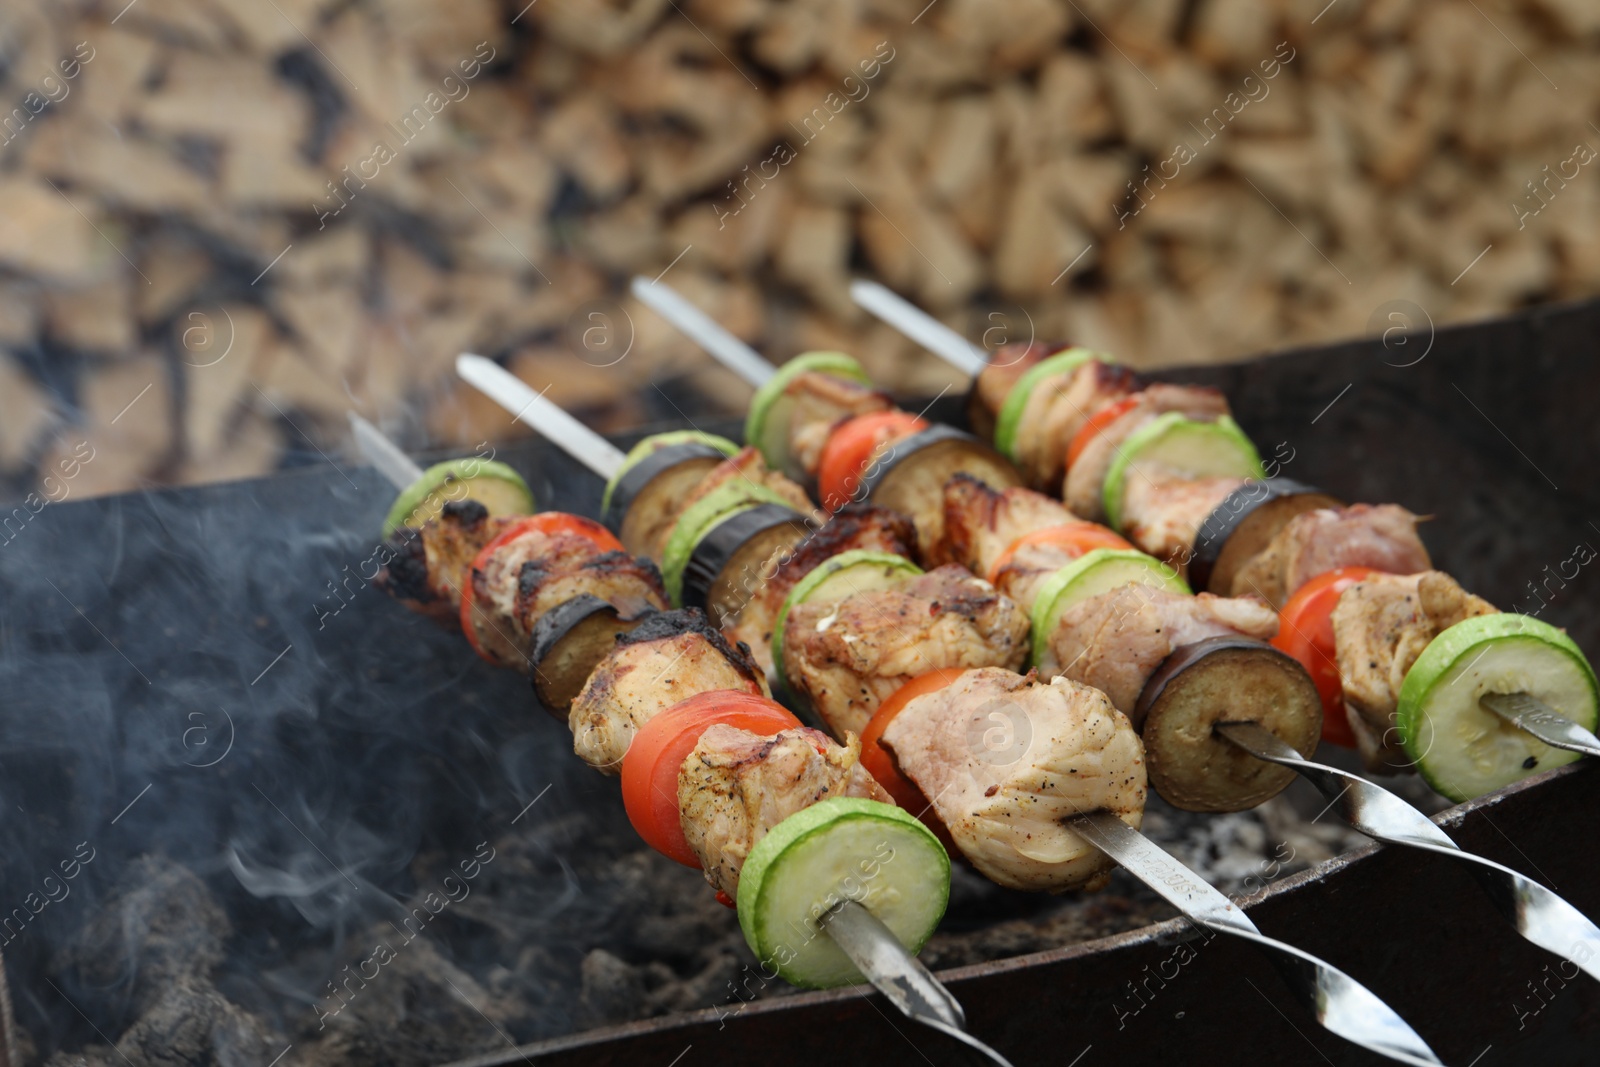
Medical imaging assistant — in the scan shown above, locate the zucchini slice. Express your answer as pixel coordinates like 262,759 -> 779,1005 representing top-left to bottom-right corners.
602,431 -> 739,555
686,503 -> 811,626
1137,636 -> 1322,811
770,550 -> 923,691
381,458 -> 533,538
1030,549 -> 1189,672
744,351 -> 872,481
1397,614 -> 1599,802
1188,478 -> 1344,594
661,481 -> 794,606
736,797 -> 949,989
529,596 -> 655,719
993,347 -> 1113,462
1102,413 -> 1264,531
857,424 -> 1023,558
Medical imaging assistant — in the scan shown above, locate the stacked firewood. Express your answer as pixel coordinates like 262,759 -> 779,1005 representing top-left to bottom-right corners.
0,0 -> 1595,501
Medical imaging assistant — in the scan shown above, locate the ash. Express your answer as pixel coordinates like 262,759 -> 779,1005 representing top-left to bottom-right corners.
26,785 -> 1365,1066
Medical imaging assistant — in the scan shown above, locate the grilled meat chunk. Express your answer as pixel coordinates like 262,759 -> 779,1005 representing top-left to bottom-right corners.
570,609 -> 768,774
725,503 -> 916,678
515,550 -> 666,641
1231,504 -> 1432,609
1044,585 -> 1279,724
1120,475 -> 1247,577
936,473 -> 1077,573
1332,571 -> 1496,771
785,370 -> 895,479
1014,360 -> 1145,491
465,529 -> 614,670
881,668 -> 1146,891
375,500 -> 514,624
1064,384 -> 1230,519
679,725 -> 890,896
937,474 -> 1091,608
781,565 -> 1031,738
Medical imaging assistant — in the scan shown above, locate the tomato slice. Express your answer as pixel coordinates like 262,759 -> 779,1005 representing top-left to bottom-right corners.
1271,566 -> 1376,748
621,690 -> 800,867
986,523 -> 1133,584
816,411 -> 928,513
858,669 -> 966,849
460,514 -> 624,661
1065,394 -> 1142,471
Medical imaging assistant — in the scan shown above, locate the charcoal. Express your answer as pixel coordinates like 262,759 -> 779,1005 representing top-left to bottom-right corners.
57,856 -> 229,1012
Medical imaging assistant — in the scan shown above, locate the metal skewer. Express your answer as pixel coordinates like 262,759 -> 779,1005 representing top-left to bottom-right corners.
455,350 -> 1017,1063
850,279 -> 988,377
1068,811 -> 1443,1066
1481,692 -> 1600,758
1217,721 -> 1600,982
630,276 -> 776,388
349,412 -> 425,488
455,354 -> 626,481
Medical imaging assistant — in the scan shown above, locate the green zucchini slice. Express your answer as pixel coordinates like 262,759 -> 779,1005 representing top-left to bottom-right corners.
660,481 -> 795,607
993,347 -> 1113,461
381,458 -> 533,538
744,351 -> 871,480
1030,549 -> 1189,672
736,797 -> 950,989
1101,413 -> 1264,531
1397,614 -> 1599,802
770,550 -> 922,691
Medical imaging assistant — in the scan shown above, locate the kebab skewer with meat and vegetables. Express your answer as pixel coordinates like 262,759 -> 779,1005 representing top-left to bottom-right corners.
431,370 -> 1449,1064
353,417 -> 1017,1063
858,282 -> 1600,778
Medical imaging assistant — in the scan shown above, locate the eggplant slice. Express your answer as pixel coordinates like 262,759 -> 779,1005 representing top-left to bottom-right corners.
1188,478 -> 1343,594
681,504 -> 812,627
530,596 -> 656,719
605,441 -> 734,557
1136,636 -> 1322,812
858,425 -> 1023,560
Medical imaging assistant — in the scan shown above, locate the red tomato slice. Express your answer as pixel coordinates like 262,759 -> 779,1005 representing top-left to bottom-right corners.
1065,394 -> 1142,471
621,690 -> 800,867
817,411 -> 928,513
986,523 -> 1133,584
1271,566 -> 1376,748
859,668 -> 966,849
460,514 -> 624,661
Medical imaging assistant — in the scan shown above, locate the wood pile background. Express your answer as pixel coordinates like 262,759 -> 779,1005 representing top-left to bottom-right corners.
0,0 -> 1596,502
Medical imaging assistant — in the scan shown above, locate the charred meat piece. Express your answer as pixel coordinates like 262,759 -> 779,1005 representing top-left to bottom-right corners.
1332,571 -> 1496,771
936,473 -> 1077,573
725,503 -> 917,678
1014,360 -> 1145,491
781,565 -> 1031,738
374,500 -> 514,624
679,725 -> 890,896
667,447 -> 813,550
516,549 -> 666,652
1064,384 -> 1230,519
1044,584 -> 1279,724
785,370 -> 896,479
466,529 -> 616,670
1119,475 -> 1247,577
882,668 -> 1146,891
937,473 -> 1087,608
1231,504 -> 1432,609
569,609 -> 767,774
